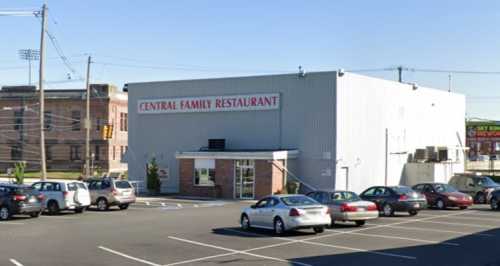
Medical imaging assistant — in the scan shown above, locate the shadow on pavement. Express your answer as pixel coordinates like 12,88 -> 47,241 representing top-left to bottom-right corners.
288,227 -> 500,266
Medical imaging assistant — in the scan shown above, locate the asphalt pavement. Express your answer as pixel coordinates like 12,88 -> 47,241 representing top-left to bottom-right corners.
1,200 -> 500,266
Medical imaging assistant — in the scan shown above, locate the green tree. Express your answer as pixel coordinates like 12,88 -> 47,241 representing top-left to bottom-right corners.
147,157 -> 161,193
14,161 -> 26,185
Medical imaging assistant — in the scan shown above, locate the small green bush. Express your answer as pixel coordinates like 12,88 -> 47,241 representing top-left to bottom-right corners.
14,162 -> 26,185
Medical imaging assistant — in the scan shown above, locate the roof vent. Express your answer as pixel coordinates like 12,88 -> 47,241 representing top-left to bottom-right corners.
208,139 -> 225,151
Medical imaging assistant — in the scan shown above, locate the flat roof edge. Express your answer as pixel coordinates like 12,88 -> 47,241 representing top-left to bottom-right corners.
175,150 -> 299,160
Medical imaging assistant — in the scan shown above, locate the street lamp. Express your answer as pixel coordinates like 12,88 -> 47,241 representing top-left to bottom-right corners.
18,49 -> 40,85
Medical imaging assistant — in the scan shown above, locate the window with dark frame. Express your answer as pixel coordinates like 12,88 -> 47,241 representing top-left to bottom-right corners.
94,145 -> 100,161
70,145 -> 81,161
13,110 -> 22,130
96,118 -> 103,131
120,113 -> 128,132
44,111 -> 52,131
112,146 -> 116,160
45,145 -> 52,160
193,159 -> 215,186
71,110 -> 81,131
10,145 -> 22,160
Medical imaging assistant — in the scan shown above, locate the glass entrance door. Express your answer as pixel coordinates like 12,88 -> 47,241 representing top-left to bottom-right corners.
235,160 -> 255,199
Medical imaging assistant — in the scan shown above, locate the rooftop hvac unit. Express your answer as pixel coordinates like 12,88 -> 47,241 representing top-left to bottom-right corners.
437,147 -> 449,162
208,139 -> 225,151
414,149 -> 427,161
426,146 -> 437,162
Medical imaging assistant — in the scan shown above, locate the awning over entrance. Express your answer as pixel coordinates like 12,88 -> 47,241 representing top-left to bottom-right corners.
175,150 -> 299,160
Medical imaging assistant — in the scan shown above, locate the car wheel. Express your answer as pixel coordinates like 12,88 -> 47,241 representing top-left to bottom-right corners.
313,226 -> 325,234
274,217 -> 285,235
0,206 -> 10,220
30,211 -> 41,218
491,197 -> 499,210
119,204 -> 129,210
330,220 -> 336,228
475,192 -> 486,204
409,210 -> 418,216
241,214 -> 251,230
436,199 -> 445,210
355,220 -> 366,227
47,201 -> 60,215
459,206 -> 468,210
382,204 -> 394,216
74,207 -> 85,214
97,198 -> 109,211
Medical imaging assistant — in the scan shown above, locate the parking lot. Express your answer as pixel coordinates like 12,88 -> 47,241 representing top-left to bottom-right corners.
1,200 -> 500,266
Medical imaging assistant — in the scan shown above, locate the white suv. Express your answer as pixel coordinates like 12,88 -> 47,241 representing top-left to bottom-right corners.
31,181 -> 91,215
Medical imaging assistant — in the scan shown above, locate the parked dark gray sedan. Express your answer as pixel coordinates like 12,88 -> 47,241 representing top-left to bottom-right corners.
360,186 -> 427,216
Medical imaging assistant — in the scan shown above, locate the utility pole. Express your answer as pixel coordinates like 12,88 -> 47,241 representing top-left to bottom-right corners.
397,66 -> 403,83
85,56 -> 92,179
18,49 -> 40,85
38,4 -> 47,181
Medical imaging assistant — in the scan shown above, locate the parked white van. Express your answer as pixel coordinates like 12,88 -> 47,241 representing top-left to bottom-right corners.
31,181 -> 91,215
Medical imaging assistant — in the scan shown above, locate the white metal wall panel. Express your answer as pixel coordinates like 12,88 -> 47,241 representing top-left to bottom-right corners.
336,73 -> 466,194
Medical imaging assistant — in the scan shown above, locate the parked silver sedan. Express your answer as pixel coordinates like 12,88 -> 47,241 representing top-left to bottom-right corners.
240,194 -> 331,235
307,190 -> 379,226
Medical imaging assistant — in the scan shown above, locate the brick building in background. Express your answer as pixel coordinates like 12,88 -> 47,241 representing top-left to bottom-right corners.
0,84 -> 128,174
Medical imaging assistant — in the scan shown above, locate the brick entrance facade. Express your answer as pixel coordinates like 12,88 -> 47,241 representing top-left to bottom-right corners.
179,158 -> 286,199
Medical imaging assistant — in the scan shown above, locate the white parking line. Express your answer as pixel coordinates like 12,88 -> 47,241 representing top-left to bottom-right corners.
40,216 -> 76,219
300,240 -> 416,260
9,259 -> 23,266
414,220 -> 496,229
0,222 -> 25,225
465,212 -> 500,218
221,228 -> 416,260
98,246 -> 163,266
326,230 -> 459,246
164,252 -> 239,266
168,236 -> 312,266
366,223 -> 493,237
442,215 -> 500,223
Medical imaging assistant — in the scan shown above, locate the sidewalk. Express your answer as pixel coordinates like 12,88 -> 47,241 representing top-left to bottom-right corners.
135,195 -> 257,204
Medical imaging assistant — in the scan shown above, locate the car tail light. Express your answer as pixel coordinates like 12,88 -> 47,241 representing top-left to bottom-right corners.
398,195 -> 408,201
367,204 -> 378,211
63,191 -> 69,198
37,194 -> 45,201
289,208 -> 301,217
13,195 -> 27,201
325,207 -> 332,215
340,203 -> 357,212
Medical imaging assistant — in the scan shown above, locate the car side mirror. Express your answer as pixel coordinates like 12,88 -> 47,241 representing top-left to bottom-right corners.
250,204 -> 257,209
468,183 -> 475,187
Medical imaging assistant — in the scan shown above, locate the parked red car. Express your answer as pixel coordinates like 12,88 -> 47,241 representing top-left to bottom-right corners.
412,183 -> 473,210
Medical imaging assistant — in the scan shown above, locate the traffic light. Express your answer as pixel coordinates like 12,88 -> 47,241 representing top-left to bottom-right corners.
101,124 -> 114,140
106,125 -> 113,139
101,125 -> 109,139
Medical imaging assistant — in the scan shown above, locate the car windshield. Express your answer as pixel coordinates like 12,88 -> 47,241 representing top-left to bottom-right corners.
67,183 -> 77,191
331,191 -> 361,202
391,186 -> 413,194
115,181 -> 132,189
434,184 -> 458,193
281,196 -> 318,206
477,177 -> 498,187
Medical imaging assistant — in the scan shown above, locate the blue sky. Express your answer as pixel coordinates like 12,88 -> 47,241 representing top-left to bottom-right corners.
1,0 -> 500,119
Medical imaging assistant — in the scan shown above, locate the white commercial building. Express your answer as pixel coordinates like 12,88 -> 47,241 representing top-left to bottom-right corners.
126,71 -> 465,199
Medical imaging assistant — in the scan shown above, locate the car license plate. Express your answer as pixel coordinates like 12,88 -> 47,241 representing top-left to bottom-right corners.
358,208 -> 365,212
414,203 -> 420,208
29,197 -> 37,203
